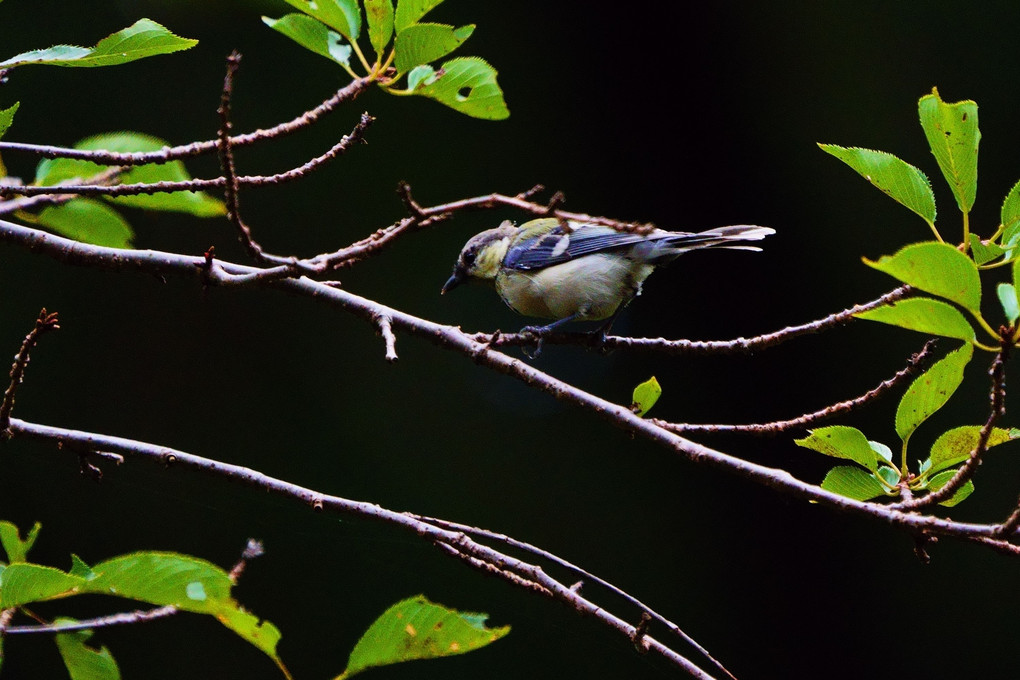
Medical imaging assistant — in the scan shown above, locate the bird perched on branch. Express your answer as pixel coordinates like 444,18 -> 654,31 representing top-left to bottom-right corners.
442,217 -> 774,350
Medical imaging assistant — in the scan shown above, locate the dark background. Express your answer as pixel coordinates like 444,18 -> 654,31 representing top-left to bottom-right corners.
2,2 -> 1019,678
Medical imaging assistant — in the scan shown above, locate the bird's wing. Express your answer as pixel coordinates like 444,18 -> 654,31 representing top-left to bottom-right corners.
503,223 -> 654,271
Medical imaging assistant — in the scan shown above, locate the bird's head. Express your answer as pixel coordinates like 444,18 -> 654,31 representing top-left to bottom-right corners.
441,221 -> 517,294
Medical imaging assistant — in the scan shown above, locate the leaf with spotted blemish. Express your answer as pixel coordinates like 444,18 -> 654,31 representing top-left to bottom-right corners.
339,595 -> 509,678
895,343 -> 973,442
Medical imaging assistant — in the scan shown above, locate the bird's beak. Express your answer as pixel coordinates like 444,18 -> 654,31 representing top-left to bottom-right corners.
441,270 -> 464,295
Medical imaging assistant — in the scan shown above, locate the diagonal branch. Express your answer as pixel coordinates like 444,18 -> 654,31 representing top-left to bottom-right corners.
0,307 -> 59,435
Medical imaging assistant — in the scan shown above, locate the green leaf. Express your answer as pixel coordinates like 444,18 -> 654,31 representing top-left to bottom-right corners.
54,621 -> 121,680
36,132 -> 225,217
0,520 -> 41,563
36,199 -> 133,248
876,466 -> 901,487
998,283 -> 1019,324
0,19 -> 197,68
926,425 -> 1019,476
343,595 -> 509,678
394,23 -> 474,73
0,101 -> 19,140
365,0 -> 395,57
263,14 -> 352,68
864,241 -> 982,313
69,554 -> 96,580
0,563 -> 86,607
85,552 -> 233,613
895,343 -> 973,441
395,0 -> 444,31
794,426 -> 879,471
969,233 -> 1005,265
818,144 -> 936,226
820,466 -> 886,501
217,606 -> 285,664
1001,179 -> 1020,246
407,64 -> 437,89
411,56 -> 509,120
283,0 -> 361,40
926,469 -> 975,507
918,90 -> 979,214
869,440 -> 894,463
854,296 -> 974,341
630,376 -> 662,417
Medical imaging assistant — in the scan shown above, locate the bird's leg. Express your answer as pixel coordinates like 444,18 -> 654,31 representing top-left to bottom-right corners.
519,313 -> 581,358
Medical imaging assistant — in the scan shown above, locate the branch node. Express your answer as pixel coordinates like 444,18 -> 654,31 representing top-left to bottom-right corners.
397,181 -> 425,217
631,611 -> 653,654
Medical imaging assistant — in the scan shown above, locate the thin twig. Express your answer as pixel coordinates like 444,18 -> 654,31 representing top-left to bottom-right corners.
656,340 -> 937,435
216,51 -> 260,260
3,605 -> 179,635
0,77 -> 373,166
993,495 -> 1020,538
0,308 -> 59,435
375,313 -> 399,362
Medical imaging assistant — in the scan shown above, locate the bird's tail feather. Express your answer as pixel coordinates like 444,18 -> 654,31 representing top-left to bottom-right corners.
642,225 -> 775,263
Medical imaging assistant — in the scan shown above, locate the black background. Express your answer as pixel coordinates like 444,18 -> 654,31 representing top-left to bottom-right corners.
2,2 -> 1019,678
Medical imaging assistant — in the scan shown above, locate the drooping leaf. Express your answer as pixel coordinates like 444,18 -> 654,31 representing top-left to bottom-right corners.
263,14 -> 352,68
342,595 -> 509,678
365,0 -> 395,57
855,296 -> 974,341
864,241 -> 981,313
818,144 -> 936,226
969,233 -> 1005,265
0,520 -> 41,563
895,343 -> 973,442
0,563 -> 86,607
35,199 -> 132,249
217,606 -> 285,665
54,621 -> 121,680
918,89 -> 979,214
0,102 -> 19,140
997,283 -> 1019,324
395,0 -> 444,31
36,199 -> 134,248
794,426 -> 879,471
394,23 -> 474,73
85,552 -> 234,614
925,425 -> 1019,476
630,376 -> 662,417
35,132 -> 225,217
412,57 -> 509,120
821,466 -> 886,501
0,19 -> 197,68
926,469 -> 975,507
283,0 -> 361,40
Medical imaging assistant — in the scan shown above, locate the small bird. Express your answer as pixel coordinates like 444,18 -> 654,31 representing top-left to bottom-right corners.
442,217 -> 774,342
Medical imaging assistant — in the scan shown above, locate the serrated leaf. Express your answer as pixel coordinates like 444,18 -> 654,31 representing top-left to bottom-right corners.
895,343 -> 973,441
1001,179 -> 1020,245
36,199 -> 133,248
998,283 -> 1019,324
869,440 -> 894,463
395,0 -> 444,31
855,296 -> 974,341
0,563 -> 86,607
630,376 -> 661,417
54,621 -> 121,680
35,132 -> 225,217
864,241 -> 981,313
918,90 -> 979,214
343,595 -> 509,678
394,23 -> 474,73
794,426 -> 879,471
0,19 -> 197,68
818,144 -> 936,226
926,469 -> 975,507
69,554 -> 95,580
412,56 -> 509,120
263,14 -> 352,67
969,233 -> 1005,265
365,0 -> 395,57
0,520 -> 40,563
284,0 -> 361,40
926,425 -> 1018,476
0,101 -> 19,140
821,466 -> 886,501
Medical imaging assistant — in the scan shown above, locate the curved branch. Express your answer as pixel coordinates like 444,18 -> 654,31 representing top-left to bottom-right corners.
1,220 -> 1017,552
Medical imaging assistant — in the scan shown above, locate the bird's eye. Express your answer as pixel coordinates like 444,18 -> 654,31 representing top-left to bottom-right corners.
462,250 -> 477,267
